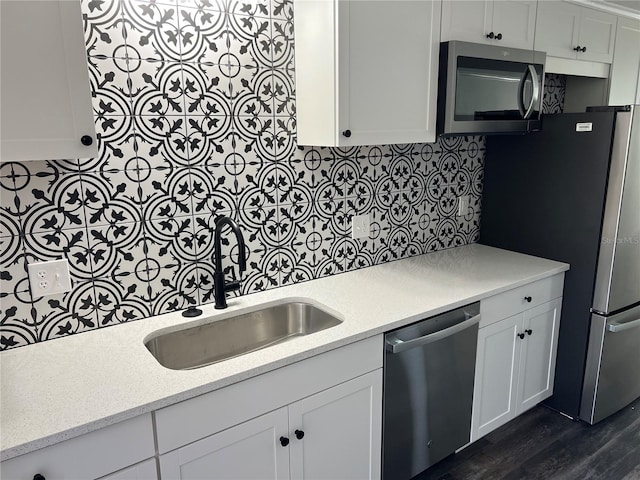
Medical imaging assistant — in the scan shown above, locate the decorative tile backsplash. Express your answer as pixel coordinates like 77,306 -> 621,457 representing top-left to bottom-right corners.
6,0 -> 571,350
543,73 -> 566,114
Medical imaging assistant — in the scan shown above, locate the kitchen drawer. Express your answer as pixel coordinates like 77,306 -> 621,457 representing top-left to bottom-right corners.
480,273 -> 565,327
1,414 -> 155,480
98,459 -> 158,480
154,334 -> 383,454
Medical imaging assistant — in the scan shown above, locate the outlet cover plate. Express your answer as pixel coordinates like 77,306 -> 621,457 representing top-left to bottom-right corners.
28,259 -> 72,296
457,195 -> 470,217
352,214 -> 370,239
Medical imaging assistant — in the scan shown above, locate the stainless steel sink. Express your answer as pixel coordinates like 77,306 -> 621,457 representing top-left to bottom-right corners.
145,302 -> 343,370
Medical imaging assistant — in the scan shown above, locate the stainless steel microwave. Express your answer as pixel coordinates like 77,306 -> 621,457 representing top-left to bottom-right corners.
437,41 -> 546,136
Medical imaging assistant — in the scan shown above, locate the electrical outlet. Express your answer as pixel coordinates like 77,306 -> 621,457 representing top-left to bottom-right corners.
457,195 -> 470,217
28,259 -> 72,296
352,214 -> 370,239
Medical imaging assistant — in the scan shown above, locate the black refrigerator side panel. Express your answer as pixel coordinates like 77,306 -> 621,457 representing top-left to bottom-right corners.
480,113 -> 616,418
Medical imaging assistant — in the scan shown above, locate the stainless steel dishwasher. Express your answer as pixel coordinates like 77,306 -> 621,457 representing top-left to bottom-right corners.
383,302 -> 480,479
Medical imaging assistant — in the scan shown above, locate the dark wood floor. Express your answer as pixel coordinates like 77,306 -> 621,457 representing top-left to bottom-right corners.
415,400 -> 640,480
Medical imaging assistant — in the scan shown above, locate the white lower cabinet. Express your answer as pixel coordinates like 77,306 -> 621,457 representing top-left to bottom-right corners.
0,414 -> 156,480
288,372 -> 382,480
516,301 -> 562,413
159,408 -> 290,479
471,276 -> 564,442
471,312 -> 521,440
159,370 -> 382,480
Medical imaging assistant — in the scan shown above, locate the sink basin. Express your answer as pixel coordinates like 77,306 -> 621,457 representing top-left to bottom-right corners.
145,302 -> 343,370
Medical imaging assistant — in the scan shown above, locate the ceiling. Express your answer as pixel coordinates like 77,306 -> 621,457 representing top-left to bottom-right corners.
606,0 -> 640,9
595,0 -> 640,17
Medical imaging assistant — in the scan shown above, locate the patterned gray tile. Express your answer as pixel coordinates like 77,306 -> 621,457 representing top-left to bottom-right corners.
185,115 -> 234,166
133,116 -> 189,166
121,0 -> 182,62
82,0 -> 129,59
93,276 -> 151,327
0,235 -> 28,294
87,56 -> 134,117
225,12 -> 272,69
128,60 -> 186,116
229,0 -> 270,18
0,292 -> 38,350
35,281 -> 99,341
176,6 -> 228,63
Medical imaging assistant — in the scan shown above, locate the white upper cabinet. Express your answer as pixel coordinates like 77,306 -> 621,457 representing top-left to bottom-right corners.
441,0 -> 537,50
608,16 -> 640,105
535,2 -> 617,63
293,0 -> 441,146
0,0 -> 97,162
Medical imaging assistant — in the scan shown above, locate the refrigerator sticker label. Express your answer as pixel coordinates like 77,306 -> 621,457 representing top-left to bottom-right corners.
576,122 -> 593,132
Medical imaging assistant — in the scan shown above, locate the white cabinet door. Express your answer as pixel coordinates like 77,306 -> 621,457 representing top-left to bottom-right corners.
98,459 -> 158,480
441,0 -> 536,49
578,8 -> 617,63
294,0 -> 440,146
0,0 -> 97,161
609,16 -> 640,105
491,0 -> 537,50
516,298 -> 562,415
470,314 -> 520,442
534,2 -> 616,63
159,407 -> 290,480
339,0 -> 441,146
289,370 -> 383,480
534,1 -> 581,59
441,0 -> 493,45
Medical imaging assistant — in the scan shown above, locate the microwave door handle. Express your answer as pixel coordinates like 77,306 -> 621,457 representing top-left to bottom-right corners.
517,68 -> 528,117
523,65 -> 540,120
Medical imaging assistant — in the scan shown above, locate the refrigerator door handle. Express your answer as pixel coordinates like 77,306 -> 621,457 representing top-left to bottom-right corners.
608,317 -> 640,333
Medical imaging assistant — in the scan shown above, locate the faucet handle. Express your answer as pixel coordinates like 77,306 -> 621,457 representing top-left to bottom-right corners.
225,267 -> 242,293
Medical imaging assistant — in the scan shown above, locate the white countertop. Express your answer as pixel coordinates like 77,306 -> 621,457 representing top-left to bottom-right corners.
0,244 -> 568,461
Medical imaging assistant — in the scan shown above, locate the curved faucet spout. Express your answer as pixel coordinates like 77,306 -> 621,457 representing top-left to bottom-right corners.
214,216 -> 247,273
213,216 -> 247,309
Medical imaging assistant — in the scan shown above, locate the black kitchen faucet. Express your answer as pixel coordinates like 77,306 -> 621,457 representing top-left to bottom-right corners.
213,216 -> 247,309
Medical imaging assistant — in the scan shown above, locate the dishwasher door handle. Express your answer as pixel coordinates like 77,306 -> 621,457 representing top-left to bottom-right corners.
386,314 -> 481,354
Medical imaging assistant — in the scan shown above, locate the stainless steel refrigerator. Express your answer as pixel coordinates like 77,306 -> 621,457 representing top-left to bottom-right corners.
480,105 -> 640,424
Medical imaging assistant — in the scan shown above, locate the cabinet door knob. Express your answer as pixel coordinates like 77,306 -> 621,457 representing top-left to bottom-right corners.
525,329 -> 533,336
342,129 -> 352,138
80,135 -> 93,146
573,46 -> 582,52
295,429 -> 305,440
524,296 -> 532,303
280,436 -> 290,447
517,332 -> 525,339
486,31 -> 495,39
496,33 -> 503,40
581,46 -> 587,52
33,475 -> 46,480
